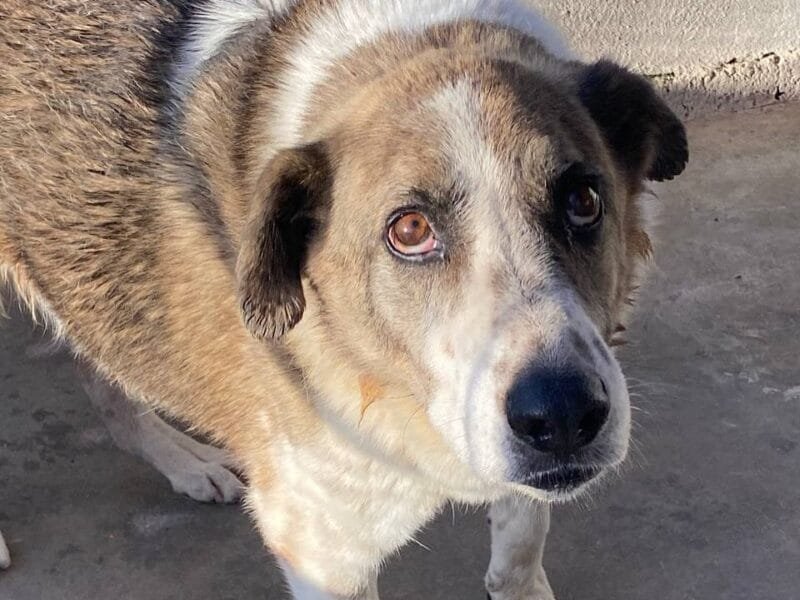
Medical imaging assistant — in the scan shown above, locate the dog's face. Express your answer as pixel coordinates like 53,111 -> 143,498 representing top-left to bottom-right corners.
238,57 -> 687,500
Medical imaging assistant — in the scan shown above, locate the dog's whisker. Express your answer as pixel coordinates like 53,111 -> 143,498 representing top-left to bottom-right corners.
408,536 -> 432,553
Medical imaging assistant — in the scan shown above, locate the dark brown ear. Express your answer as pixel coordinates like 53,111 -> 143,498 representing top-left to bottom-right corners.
578,60 -> 688,181
237,144 -> 331,340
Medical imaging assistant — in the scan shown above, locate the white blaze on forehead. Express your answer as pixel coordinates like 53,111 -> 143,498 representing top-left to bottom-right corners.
424,78 -> 509,198
424,78 -> 555,293
271,0 -> 571,146
421,79 -> 528,481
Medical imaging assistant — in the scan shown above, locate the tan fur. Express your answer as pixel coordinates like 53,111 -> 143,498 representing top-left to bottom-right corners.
1,1 -> 685,595
358,374 -> 385,421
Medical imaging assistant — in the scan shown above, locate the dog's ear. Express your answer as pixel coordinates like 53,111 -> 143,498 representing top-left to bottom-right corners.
237,143 -> 331,341
577,60 -> 688,181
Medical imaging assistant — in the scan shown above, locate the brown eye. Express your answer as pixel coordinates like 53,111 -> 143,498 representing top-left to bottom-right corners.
566,185 -> 602,228
387,211 -> 440,258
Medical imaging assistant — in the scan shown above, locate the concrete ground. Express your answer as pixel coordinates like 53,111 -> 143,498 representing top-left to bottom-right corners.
1,103 -> 799,600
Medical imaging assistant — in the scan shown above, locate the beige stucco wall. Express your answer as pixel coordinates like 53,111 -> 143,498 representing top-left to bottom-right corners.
536,0 -> 800,118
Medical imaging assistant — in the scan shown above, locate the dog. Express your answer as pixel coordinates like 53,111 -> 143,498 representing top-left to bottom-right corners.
0,0 -> 688,597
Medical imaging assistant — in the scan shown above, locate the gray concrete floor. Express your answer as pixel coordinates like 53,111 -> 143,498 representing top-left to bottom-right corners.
2,104 -> 800,600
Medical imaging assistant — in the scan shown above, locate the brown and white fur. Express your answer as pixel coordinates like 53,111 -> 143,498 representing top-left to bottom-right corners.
0,0 -> 687,597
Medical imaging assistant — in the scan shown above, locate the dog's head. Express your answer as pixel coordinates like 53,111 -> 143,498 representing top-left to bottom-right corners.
237,53 -> 687,500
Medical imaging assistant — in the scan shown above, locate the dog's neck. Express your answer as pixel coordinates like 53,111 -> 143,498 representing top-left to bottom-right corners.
172,0 -> 568,113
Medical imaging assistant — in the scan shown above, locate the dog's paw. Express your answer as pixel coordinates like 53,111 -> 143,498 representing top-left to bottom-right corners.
159,427 -> 244,503
0,530 -> 11,569
486,590 -> 555,600
178,439 -> 242,472
485,569 -> 556,600
166,458 -> 244,504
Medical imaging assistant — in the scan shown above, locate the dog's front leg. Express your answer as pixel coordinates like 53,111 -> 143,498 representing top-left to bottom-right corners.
485,495 -> 555,600
280,560 -> 379,600
77,364 -> 243,503
0,529 -> 10,569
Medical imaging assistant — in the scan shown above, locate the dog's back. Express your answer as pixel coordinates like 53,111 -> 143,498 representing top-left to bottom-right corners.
0,0 -> 274,440
0,0 -> 167,333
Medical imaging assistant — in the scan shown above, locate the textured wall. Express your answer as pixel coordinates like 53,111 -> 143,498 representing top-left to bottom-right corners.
536,0 -> 800,118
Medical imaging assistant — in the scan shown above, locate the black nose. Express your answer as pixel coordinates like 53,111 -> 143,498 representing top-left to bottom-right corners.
506,368 -> 609,457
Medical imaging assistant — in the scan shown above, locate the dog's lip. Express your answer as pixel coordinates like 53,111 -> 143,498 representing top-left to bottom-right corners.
522,465 -> 601,492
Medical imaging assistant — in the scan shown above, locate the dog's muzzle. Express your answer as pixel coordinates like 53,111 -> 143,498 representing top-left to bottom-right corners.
506,366 -> 610,491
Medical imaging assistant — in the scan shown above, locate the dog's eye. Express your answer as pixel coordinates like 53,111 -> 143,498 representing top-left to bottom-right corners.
566,184 -> 602,228
387,211 -> 440,258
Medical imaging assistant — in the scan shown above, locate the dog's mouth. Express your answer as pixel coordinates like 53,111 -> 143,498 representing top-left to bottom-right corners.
523,465 -> 601,493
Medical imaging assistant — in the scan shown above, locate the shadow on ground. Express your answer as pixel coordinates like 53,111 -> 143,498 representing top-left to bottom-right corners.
1,104 -> 799,600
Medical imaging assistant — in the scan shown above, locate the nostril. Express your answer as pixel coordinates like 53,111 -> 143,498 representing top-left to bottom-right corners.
576,401 -> 610,447
526,417 -> 557,452
509,414 -> 557,453
526,417 -> 554,440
